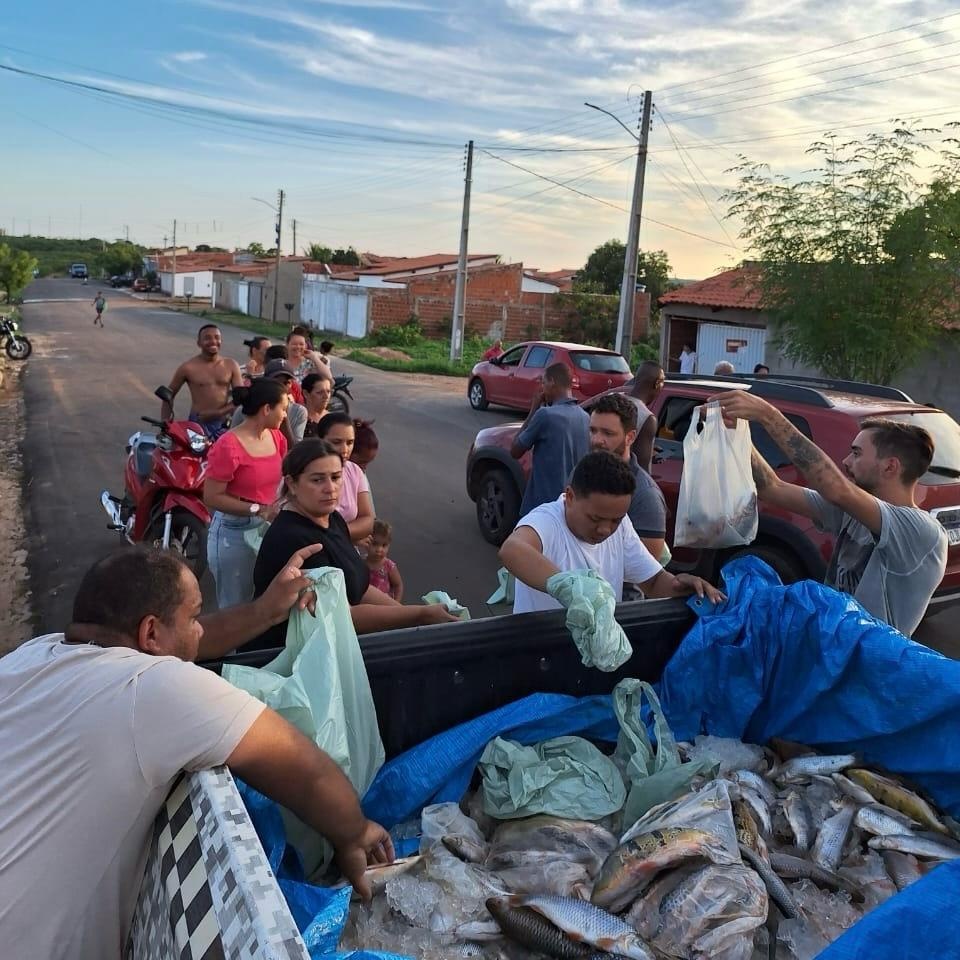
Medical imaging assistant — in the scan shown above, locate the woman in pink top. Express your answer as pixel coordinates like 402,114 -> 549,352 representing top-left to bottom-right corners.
203,379 -> 289,608
316,412 -> 374,544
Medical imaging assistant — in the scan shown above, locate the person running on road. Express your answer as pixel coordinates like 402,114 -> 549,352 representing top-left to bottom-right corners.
92,292 -> 107,327
0,544 -> 395,959
713,388 -> 947,637
511,362 -> 589,518
162,323 -> 244,440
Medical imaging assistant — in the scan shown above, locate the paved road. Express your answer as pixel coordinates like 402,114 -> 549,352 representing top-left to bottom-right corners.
20,278 -> 511,633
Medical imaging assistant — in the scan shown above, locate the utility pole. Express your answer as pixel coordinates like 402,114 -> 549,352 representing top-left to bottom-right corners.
172,219 -> 177,300
125,224 -> 130,242
449,140 -> 474,362
292,218 -> 297,257
615,91 -> 652,361
272,190 -> 285,326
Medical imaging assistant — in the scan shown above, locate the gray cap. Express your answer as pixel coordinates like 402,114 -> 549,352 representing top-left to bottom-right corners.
264,359 -> 297,381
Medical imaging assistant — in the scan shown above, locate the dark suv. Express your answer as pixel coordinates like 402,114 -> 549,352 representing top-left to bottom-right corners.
466,374 -> 960,608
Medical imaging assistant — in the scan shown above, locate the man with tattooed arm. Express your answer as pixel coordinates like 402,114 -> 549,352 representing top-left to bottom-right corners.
712,389 -> 947,637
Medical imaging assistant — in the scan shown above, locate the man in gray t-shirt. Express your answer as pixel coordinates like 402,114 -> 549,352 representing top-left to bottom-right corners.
512,361 -> 589,518
712,389 -> 947,637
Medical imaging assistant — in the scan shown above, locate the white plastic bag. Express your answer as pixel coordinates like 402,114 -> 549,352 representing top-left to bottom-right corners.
222,567 -> 385,877
674,402 -> 758,548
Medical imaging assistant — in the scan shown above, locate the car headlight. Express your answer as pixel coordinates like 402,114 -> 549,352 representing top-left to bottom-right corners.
187,429 -> 209,454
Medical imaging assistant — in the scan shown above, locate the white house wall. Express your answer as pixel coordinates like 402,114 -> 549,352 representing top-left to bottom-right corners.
301,280 -> 370,337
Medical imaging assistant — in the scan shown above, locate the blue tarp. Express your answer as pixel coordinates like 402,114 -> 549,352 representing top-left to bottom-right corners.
241,556 -> 960,959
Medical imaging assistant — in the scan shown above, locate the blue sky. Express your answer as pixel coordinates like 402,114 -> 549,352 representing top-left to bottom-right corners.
3,0 -> 960,276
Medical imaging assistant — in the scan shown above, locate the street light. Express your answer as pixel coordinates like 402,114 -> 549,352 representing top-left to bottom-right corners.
584,94 -> 652,361
284,302 -> 294,326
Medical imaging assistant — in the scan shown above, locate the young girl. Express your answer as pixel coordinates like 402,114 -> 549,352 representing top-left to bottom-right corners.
365,519 -> 402,601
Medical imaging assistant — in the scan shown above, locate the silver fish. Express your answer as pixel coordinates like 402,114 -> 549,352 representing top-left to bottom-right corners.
345,855 -> 423,899
880,850 -> 924,890
856,805 -> 919,838
776,753 -> 857,783
812,798 -> 857,872
731,769 -> 777,807
782,791 -> 813,851
486,899 -> 596,959
832,772 -> 878,805
736,785 -> 773,836
738,842 -> 799,919
505,894 -> 656,960
868,834 -> 960,860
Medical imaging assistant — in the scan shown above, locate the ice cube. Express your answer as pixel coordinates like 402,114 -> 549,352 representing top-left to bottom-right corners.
686,735 -> 767,776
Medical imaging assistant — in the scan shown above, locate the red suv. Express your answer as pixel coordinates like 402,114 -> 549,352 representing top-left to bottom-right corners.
466,374 -> 960,609
468,340 -> 632,412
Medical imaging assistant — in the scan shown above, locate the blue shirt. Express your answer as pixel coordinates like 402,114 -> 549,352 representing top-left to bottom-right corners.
516,398 -> 590,517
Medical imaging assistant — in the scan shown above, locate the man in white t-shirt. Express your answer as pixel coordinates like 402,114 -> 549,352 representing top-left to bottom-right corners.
679,342 -> 697,375
500,450 -> 724,613
0,545 -> 394,960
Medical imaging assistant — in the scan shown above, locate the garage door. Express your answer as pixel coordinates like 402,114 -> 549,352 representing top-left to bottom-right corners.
696,323 -> 766,376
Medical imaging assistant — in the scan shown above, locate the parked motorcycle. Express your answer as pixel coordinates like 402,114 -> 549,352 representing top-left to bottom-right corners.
329,374 -> 353,415
0,315 -> 32,360
100,386 -> 212,577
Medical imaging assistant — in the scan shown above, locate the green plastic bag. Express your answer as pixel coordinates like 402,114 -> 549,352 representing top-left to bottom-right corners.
479,735 -> 627,820
613,679 -> 716,825
545,569 -> 632,672
222,567 -> 385,877
487,567 -> 516,606
421,590 -> 471,620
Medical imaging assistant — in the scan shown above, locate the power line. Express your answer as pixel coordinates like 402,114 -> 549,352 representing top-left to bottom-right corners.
480,149 -> 741,248
658,9 -> 960,96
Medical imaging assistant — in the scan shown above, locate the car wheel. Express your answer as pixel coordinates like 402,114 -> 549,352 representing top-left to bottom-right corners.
476,467 -> 520,546
724,543 -> 806,585
468,378 -> 489,411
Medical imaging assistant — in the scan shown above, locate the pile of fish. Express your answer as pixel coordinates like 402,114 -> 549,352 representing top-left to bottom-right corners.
340,735 -> 960,960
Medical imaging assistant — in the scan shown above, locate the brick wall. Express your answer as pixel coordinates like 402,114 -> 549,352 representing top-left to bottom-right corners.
367,264 -> 652,346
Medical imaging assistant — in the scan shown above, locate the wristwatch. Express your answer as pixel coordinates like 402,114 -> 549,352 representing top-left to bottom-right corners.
248,503 -> 261,516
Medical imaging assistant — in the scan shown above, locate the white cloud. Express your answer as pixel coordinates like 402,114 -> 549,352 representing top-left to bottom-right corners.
169,51 -> 208,63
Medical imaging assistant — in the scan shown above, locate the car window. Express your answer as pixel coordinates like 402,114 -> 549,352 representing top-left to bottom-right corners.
499,346 -> 525,368
886,411 -> 960,484
655,397 -> 811,466
523,346 -> 553,368
570,351 -> 631,374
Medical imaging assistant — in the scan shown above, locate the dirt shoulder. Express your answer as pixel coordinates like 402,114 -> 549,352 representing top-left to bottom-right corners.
0,361 -> 33,653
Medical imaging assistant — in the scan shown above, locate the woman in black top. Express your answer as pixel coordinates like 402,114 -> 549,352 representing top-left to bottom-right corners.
249,439 -> 457,649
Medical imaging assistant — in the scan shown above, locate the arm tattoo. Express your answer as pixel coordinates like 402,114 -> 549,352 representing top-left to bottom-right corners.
769,414 -> 846,492
750,450 -> 777,492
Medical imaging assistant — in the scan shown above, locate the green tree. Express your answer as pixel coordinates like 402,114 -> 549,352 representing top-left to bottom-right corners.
574,239 -> 673,303
331,246 -> 360,266
246,241 -> 267,257
0,244 -> 38,301
305,243 -> 333,262
100,241 -> 143,277
724,127 -> 960,384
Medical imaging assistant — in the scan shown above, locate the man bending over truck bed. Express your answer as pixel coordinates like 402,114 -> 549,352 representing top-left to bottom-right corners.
499,450 -> 724,613
713,389 -> 947,637
0,545 -> 394,960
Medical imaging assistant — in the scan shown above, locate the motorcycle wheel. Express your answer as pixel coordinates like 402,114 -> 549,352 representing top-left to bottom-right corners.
148,509 -> 208,579
327,392 -> 350,416
5,336 -> 32,360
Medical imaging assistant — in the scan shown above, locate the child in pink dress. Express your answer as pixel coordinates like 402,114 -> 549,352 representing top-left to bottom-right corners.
365,519 -> 403,601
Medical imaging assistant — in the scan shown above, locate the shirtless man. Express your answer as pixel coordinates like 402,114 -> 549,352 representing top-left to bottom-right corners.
162,324 -> 243,439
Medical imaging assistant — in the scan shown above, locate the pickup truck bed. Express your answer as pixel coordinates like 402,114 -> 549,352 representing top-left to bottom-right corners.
129,601 -> 695,958
206,597 -> 695,757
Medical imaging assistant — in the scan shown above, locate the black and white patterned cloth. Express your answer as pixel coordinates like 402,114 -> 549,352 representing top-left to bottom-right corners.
127,767 -> 310,960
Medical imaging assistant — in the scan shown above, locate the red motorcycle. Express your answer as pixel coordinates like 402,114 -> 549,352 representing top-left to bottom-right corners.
100,386 -> 212,576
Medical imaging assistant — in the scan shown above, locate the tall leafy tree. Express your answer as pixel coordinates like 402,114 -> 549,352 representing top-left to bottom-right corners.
0,244 -> 38,302
246,241 -> 267,257
574,239 -> 673,303
305,243 -> 333,262
331,247 -> 360,266
724,127 -> 960,384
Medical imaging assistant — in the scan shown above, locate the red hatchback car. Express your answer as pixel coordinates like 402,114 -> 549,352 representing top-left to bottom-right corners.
468,341 -> 632,412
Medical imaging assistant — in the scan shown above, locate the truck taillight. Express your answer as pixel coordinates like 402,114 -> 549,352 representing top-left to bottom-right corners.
571,375 -> 580,389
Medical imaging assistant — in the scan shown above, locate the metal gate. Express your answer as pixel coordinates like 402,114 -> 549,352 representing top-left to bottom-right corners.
696,322 -> 767,376
301,281 -> 369,337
